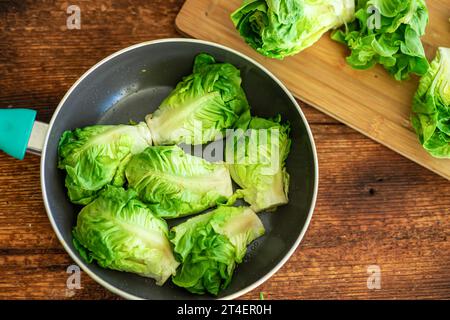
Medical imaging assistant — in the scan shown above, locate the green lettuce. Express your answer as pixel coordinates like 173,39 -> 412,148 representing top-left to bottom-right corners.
332,0 -> 429,80
58,122 -> 152,205
226,116 -> 291,212
72,186 -> 179,285
411,47 -> 450,158
231,0 -> 355,59
145,53 -> 250,145
170,206 -> 265,295
125,146 -> 234,219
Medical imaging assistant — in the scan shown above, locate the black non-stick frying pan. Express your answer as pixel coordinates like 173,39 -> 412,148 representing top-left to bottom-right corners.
0,39 -> 318,299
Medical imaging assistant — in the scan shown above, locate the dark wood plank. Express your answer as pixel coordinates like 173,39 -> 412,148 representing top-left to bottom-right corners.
0,0 -> 449,300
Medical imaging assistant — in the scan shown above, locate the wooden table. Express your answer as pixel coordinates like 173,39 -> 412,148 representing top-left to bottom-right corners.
0,0 -> 449,300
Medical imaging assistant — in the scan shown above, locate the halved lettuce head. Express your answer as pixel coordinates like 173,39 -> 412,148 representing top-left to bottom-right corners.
226,115 -> 291,212
170,206 -> 265,295
72,186 -> 179,286
411,47 -> 450,158
145,53 -> 250,145
58,122 -> 152,205
332,0 -> 429,80
231,0 -> 355,59
125,146 -> 234,219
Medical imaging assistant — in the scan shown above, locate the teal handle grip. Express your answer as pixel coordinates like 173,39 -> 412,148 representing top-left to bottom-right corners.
0,109 -> 37,160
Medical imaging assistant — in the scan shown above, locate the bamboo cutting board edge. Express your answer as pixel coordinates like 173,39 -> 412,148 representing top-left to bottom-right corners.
175,0 -> 450,181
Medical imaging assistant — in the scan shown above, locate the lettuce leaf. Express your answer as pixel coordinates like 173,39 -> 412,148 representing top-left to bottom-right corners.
72,186 -> 179,286
231,0 -> 355,59
170,206 -> 265,295
226,115 -> 291,212
58,122 -> 152,204
411,47 -> 450,158
125,146 -> 234,219
145,53 -> 250,145
332,0 -> 429,80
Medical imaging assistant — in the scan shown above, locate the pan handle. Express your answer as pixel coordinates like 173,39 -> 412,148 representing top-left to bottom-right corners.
0,109 -> 49,159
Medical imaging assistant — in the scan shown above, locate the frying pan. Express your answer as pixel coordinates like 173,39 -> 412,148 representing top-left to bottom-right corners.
0,39 -> 318,299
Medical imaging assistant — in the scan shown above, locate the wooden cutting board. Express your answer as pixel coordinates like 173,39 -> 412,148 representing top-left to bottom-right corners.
176,0 -> 450,180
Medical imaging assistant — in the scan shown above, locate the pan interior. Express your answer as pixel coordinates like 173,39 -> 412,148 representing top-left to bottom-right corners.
43,41 -> 317,299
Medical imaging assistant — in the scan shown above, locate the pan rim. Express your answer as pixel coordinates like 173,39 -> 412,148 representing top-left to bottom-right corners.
40,38 -> 319,300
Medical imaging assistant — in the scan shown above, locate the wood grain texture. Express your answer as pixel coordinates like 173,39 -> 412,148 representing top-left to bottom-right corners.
176,0 -> 450,180
0,0 -> 449,300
